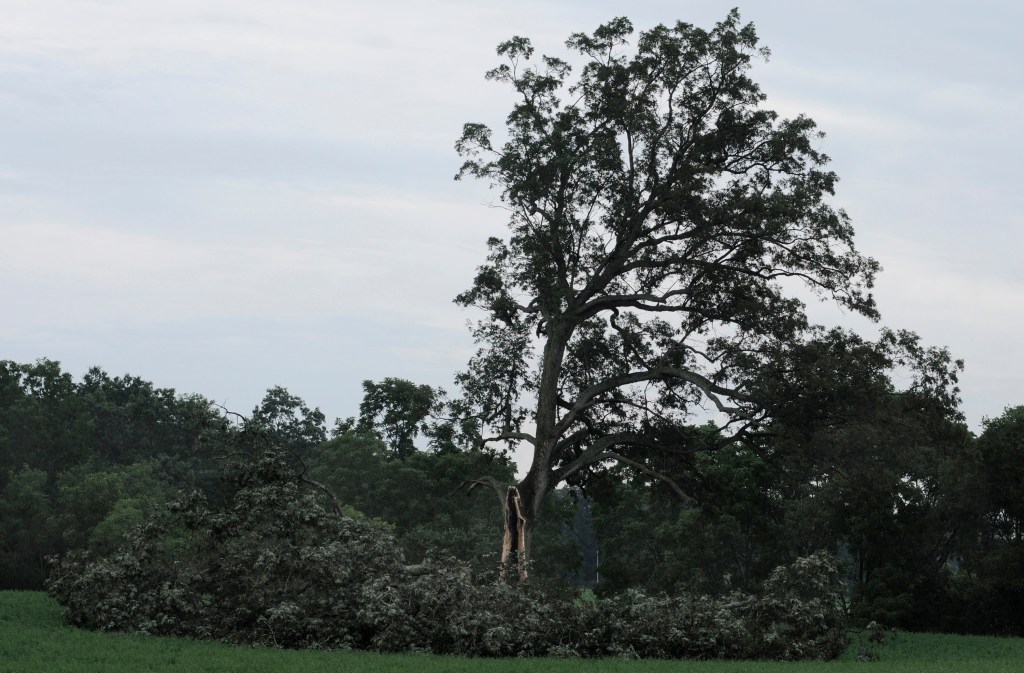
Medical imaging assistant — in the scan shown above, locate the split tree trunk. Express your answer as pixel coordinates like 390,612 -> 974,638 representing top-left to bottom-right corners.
500,486 -> 528,583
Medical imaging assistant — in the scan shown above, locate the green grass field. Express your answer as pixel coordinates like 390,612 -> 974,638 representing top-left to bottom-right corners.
2,591 -> 1022,673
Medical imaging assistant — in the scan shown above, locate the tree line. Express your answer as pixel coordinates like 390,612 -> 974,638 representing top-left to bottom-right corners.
2,356 -> 1023,634
0,360 -> 578,590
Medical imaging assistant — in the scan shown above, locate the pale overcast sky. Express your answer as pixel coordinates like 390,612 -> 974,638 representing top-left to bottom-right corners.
2,1 -> 1021,458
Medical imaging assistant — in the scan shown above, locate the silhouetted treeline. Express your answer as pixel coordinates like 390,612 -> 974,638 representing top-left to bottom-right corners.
0,359 -> 577,589
3,357 -> 1024,635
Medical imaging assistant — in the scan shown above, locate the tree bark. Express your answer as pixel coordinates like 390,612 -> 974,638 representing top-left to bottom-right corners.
500,486 -> 528,583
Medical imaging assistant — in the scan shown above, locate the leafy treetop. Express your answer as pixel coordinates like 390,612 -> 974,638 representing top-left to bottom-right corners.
454,10 -> 880,521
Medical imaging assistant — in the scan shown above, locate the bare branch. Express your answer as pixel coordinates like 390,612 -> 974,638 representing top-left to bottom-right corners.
212,403 -> 249,425
449,476 -> 508,509
480,431 -> 537,446
299,474 -> 344,518
554,432 -> 642,483
555,366 -> 753,436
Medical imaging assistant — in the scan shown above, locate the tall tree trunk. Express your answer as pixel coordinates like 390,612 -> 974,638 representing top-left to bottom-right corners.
502,324 -> 567,581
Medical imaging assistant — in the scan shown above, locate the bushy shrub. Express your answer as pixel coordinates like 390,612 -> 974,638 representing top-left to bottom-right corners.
47,449 -> 847,659
742,552 -> 850,660
46,522 -> 206,637
48,450 -> 406,648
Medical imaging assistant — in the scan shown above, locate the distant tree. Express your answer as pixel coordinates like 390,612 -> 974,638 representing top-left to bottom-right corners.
0,359 -> 229,589
0,466 -> 59,588
75,367 -> 229,478
589,430 -> 779,596
977,405 -> 1024,540
747,328 -> 969,626
589,327 -> 967,609
454,11 -> 880,569
56,461 -> 174,555
941,405 -> 1024,635
355,378 -> 440,459
250,386 -> 327,454
0,359 -> 87,482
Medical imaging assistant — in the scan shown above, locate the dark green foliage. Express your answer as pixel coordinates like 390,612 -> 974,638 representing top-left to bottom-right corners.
0,466 -> 59,588
77,367 -> 221,466
905,406 -> 1024,636
355,378 -> 440,459
0,359 -> 87,481
56,462 -> 175,555
47,449 -> 405,649
250,385 -> 328,456
584,326 -> 978,637
589,435 -> 785,597
305,430 -> 581,584
0,359 -> 229,590
308,430 -> 513,574
46,447 -> 847,660
836,406 -> 1024,635
977,406 -> 1024,540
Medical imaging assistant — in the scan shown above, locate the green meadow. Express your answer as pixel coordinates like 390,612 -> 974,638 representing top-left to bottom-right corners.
3,591 -> 1022,673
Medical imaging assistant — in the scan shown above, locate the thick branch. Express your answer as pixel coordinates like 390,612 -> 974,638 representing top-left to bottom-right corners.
480,431 -> 537,446
554,432 -> 644,483
554,366 -> 753,436
299,474 -> 344,518
553,433 -> 696,505
603,451 -> 696,505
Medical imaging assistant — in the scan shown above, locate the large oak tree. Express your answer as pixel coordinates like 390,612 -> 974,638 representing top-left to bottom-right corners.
454,11 -> 880,568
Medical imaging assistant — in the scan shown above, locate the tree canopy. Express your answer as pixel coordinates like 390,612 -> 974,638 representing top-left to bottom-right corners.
455,10 -> 880,523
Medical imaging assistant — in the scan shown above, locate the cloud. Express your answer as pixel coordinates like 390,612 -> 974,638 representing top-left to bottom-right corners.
0,176 -> 504,332
767,94 -> 918,140
864,236 -> 1024,427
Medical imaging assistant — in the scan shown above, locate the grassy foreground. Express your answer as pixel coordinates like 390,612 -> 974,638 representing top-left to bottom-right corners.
3,591 -> 1023,673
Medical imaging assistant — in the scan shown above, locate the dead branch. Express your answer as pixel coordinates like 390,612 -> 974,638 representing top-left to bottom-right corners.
449,476 -> 508,509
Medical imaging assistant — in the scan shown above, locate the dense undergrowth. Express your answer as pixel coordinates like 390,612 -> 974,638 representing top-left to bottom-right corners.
46,449 -> 848,660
